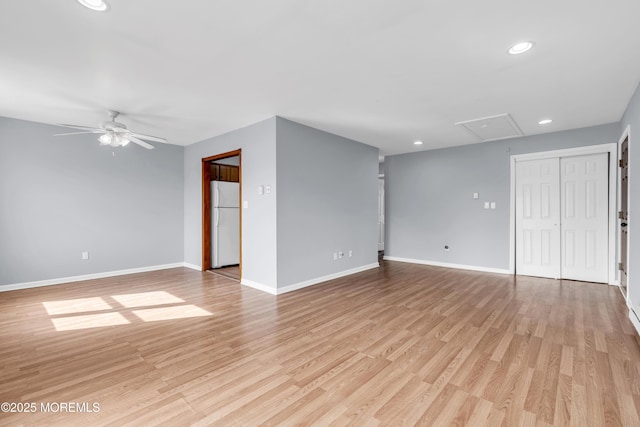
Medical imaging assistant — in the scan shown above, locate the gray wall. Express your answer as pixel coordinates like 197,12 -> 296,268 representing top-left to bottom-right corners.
183,117 -> 278,290
621,81 -> 640,312
0,116 -> 184,287
385,123 -> 620,270
275,118 -> 379,288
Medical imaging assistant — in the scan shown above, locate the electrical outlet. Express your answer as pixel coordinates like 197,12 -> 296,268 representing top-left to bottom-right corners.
82,251 -> 89,260
348,250 -> 353,257
333,252 -> 338,261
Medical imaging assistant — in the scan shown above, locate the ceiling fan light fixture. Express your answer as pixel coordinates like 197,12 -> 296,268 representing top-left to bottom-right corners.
98,133 -> 112,145
113,134 -> 129,147
56,110 -> 166,150
110,134 -> 123,147
77,0 -> 110,12
508,41 -> 534,55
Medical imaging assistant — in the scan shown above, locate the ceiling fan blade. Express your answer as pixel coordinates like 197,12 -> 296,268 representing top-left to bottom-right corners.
129,132 -> 168,144
57,123 -> 104,132
54,131 -> 104,136
128,136 -> 155,150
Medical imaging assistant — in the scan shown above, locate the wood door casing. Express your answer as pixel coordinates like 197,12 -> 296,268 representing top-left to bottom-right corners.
202,149 -> 242,273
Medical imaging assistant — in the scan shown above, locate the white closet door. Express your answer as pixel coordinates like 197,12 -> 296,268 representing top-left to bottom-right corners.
560,153 -> 609,282
515,158 -> 561,279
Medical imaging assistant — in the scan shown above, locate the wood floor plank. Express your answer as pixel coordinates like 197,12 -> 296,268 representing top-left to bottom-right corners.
464,397 -> 493,426
570,383 -> 588,427
0,261 -> 638,426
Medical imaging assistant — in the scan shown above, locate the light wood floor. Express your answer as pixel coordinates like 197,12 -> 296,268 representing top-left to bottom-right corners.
208,265 -> 241,281
1,261 -> 639,426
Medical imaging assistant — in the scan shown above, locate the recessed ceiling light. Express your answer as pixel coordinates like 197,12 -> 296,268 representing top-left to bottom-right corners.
538,119 -> 553,125
508,41 -> 534,55
77,0 -> 110,12
413,141 -> 423,146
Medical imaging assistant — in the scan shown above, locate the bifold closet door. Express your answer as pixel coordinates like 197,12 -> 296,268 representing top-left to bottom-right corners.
560,153 -> 608,283
515,153 -> 609,283
515,158 -> 561,279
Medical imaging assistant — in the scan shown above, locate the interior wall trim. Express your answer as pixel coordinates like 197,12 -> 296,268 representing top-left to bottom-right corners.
383,256 -> 511,275
0,263 -> 187,293
183,262 -> 202,271
241,263 -> 380,295
629,307 -> 640,337
240,278 -> 278,295
276,263 -> 380,295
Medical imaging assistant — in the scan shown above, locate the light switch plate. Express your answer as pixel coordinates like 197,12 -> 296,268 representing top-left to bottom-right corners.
491,202 -> 496,209
484,202 -> 490,209
243,200 -> 249,208
473,192 -> 479,199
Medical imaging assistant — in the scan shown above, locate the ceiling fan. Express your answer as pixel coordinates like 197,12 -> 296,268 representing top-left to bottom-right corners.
55,110 -> 168,150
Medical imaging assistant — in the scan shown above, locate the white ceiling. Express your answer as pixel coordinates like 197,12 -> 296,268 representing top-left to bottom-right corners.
1,0 -> 639,156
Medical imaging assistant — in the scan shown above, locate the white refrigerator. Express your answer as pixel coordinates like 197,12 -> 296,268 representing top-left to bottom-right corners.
211,181 -> 240,268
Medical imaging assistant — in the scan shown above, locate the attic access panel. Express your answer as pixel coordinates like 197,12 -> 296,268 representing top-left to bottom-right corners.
455,113 -> 523,142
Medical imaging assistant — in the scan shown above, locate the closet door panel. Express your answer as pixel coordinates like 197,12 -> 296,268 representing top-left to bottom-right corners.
560,153 -> 608,283
515,158 -> 561,279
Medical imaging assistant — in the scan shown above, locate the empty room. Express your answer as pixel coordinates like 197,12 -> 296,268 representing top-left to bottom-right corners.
1,1 -> 640,426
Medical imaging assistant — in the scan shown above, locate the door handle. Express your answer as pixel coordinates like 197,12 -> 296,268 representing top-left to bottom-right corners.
621,222 -> 628,227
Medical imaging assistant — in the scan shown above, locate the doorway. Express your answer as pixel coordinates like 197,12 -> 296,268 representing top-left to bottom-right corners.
510,143 -> 618,284
378,177 -> 385,253
202,149 -> 241,279
619,128 -> 629,297
515,154 -> 608,282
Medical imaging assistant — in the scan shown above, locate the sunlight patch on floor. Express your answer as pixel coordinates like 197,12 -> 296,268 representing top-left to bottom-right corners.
51,312 -> 130,331
111,291 -> 185,308
43,291 -> 210,330
132,305 -> 212,322
43,297 -> 112,315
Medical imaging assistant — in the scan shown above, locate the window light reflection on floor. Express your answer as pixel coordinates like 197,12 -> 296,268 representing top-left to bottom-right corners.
111,291 -> 185,308
42,297 -> 112,315
43,291 -> 211,331
51,312 -> 130,331
133,305 -> 212,322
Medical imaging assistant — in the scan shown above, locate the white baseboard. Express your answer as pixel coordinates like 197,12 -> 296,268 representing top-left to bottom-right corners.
240,279 -> 278,295
0,262 -> 188,292
183,262 -> 202,271
240,264 -> 380,296
276,263 -> 380,295
383,256 -> 511,275
630,308 -> 640,337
